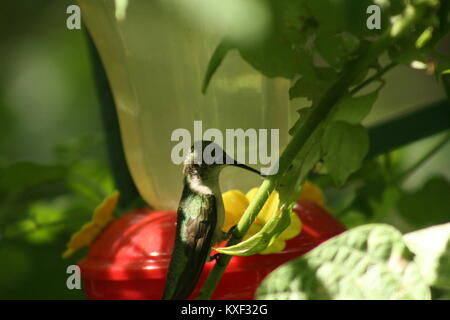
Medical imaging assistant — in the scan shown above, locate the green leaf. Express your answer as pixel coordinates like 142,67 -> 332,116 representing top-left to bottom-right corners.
201,39 -> 233,93
281,125 -> 323,201
404,223 -> 450,289
237,0 -> 308,78
216,205 -> 293,256
315,31 -> 360,68
321,121 -> 369,186
256,224 -> 431,300
331,90 -> 379,124
288,107 -> 312,136
289,67 -> 338,102
237,32 -> 301,79
398,176 -> 450,229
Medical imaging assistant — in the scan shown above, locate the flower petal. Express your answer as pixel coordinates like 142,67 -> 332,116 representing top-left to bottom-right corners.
279,212 -> 301,240
243,223 -> 263,240
62,192 -> 119,258
222,190 -> 249,232
255,191 -> 279,225
259,238 -> 286,255
245,188 -> 259,201
246,188 -> 281,225
299,181 -> 325,207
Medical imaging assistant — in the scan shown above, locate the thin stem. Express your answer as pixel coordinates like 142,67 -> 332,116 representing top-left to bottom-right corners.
350,62 -> 396,95
399,132 -> 450,183
197,4 -> 427,300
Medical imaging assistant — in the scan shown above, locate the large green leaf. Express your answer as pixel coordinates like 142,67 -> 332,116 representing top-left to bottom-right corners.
237,32 -> 301,79
330,90 -> 379,124
201,39 -> 233,93
236,0 -> 308,78
321,121 -> 369,186
256,224 -> 431,300
404,222 -> 450,289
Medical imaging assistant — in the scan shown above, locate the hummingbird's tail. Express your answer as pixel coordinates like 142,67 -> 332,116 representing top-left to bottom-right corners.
162,230 -> 212,300
163,250 -> 209,300
162,193 -> 217,300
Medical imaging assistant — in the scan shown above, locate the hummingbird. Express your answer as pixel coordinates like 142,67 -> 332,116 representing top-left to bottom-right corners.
162,140 -> 261,300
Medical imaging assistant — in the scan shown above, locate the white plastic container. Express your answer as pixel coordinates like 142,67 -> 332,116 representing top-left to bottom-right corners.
79,0 -> 291,209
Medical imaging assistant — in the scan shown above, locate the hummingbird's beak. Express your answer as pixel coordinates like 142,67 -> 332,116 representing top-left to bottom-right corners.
231,162 -> 262,176
223,153 -> 263,176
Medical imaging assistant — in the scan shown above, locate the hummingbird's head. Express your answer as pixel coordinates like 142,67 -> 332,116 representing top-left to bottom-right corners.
183,140 -> 260,179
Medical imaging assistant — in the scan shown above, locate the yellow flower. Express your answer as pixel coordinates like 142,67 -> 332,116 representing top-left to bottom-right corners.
62,191 -> 119,258
222,188 -> 302,255
221,181 -> 326,255
299,181 -> 326,208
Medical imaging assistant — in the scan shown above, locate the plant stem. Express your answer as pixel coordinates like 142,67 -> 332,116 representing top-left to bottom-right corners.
196,4 -> 427,300
350,62 -> 396,95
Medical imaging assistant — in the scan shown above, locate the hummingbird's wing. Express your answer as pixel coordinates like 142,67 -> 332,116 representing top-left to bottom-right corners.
163,192 -> 217,300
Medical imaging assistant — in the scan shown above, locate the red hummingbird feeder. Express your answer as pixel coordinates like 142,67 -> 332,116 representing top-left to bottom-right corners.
78,198 -> 345,300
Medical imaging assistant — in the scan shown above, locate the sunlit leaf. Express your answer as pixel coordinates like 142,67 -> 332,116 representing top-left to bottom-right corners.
257,224 -> 430,300
404,222 -> 450,289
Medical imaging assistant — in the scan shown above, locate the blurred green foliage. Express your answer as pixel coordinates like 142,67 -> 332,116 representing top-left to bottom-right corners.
322,131 -> 450,231
0,1 -> 113,299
